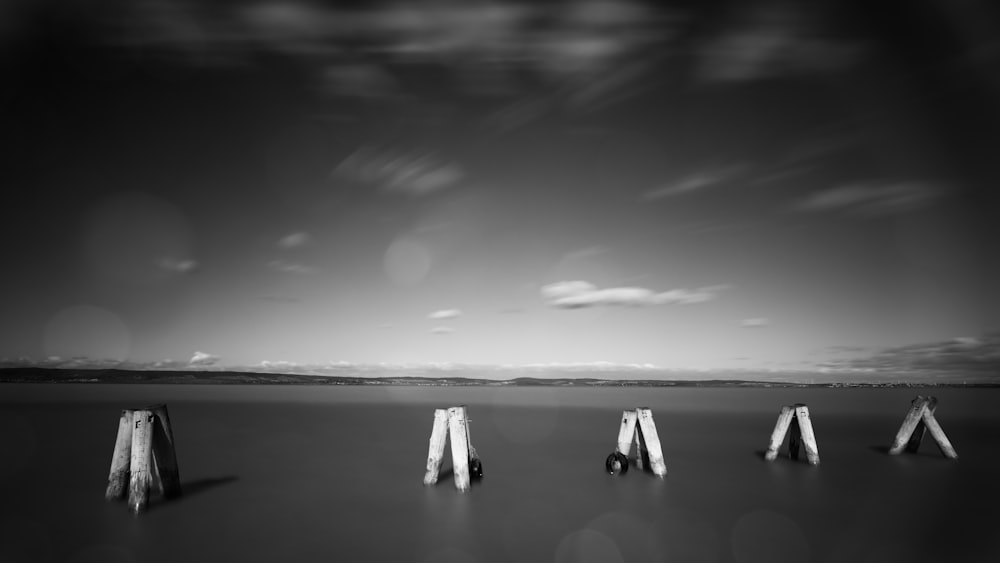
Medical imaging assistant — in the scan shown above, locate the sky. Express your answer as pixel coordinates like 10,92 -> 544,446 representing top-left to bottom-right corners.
2,0 -> 999,381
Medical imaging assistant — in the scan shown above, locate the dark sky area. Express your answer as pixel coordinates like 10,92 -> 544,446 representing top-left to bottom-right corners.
2,0 -> 999,381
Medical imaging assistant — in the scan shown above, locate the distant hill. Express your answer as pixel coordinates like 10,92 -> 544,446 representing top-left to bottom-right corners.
1,367 -> 992,387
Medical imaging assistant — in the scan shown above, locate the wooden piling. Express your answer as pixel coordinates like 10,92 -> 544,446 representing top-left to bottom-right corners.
615,410 -> 638,458
105,409 -> 135,500
447,406 -> 471,492
764,406 -> 794,461
149,404 -> 182,499
889,396 -> 930,455
921,408 -> 958,459
635,408 -> 667,477
634,423 -> 645,471
793,405 -> 820,465
128,409 -> 155,515
423,409 -> 449,485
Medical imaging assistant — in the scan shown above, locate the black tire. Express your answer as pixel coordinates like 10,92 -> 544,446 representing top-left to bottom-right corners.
470,457 -> 483,480
605,452 -> 629,475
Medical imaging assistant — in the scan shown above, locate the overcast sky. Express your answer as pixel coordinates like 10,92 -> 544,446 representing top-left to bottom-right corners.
2,0 -> 999,380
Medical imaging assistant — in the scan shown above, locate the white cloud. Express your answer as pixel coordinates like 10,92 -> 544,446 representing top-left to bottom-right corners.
156,257 -> 198,273
428,309 -> 462,320
189,351 -> 220,366
541,280 -> 727,308
430,326 -> 455,334
268,260 -> 317,274
794,182 -> 941,215
741,317 -> 770,328
278,232 -> 311,248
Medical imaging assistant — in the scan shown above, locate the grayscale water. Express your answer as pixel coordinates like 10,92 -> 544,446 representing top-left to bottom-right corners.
1,385 -> 998,562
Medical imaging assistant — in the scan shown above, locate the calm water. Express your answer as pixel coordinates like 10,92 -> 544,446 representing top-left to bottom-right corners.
1,385 -> 998,562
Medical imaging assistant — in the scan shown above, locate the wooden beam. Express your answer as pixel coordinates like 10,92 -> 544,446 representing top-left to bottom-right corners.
764,406 -> 794,461
793,405 -> 820,465
423,409 -> 449,485
615,410 -> 637,458
105,409 -> 135,500
128,410 -> 155,515
447,406 -> 471,492
148,404 -> 182,499
635,408 -> 667,477
889,396 -> 930,455
921,407 -> 958,459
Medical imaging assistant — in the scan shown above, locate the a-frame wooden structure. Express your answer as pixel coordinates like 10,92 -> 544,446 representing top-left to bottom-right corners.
888,396 -> 957,459
765,404 -> 820,465
105,404 -> 182,514
606,407 -> 667,477
423,405 -> 483,491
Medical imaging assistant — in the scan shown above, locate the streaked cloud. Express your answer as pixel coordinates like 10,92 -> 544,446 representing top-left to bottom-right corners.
541,280 -> 727,309
335,146 -> 464,196
267,260 -> 317,275
696,5 -> 863,83
430,326 -> 455,335
740,317 -> 770,328
428,309 -> 462,321
794,182 -> 942,216
278,232 -> 311,248
156,257 -> 198,273
823,333 -> 1000,381
641,165 -> 745,201
189,351 -> 220,366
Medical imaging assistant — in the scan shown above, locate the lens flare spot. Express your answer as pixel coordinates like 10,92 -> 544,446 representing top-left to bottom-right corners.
732,509 -> 808,563
384,237 -> 431,286
43,305 -> 131,361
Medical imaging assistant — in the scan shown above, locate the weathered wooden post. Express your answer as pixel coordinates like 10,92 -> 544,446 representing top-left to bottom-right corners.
423,409 -> 449,486
423,405 -> 483,491
105,404 -> 183,514
149,404 -> 182,499
606,408 -> 666,477
105,408 -> 135,500
764,404 -> 819,465
888,396 -> 957,459
128,409 -> 155,514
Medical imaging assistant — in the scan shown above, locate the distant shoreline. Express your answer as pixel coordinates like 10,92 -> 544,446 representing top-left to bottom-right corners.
1,367 -> 996,388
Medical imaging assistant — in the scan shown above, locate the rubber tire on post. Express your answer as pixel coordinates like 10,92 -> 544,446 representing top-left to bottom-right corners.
605,452 -> 629,475
470,457 -> 483,480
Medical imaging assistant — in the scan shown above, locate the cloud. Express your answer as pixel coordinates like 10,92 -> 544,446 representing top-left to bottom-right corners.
189,351 -> 220,366
740,317 -> 770,328
268,260 -> 317,274
696,6 -> 863,83
794,182 -> 942,216
825,333 -> 1000,381
156,257 -> 198,273
428,309 -> 462,320
641,165 -> 745,201
430,326 -> 455,335
334,146 -> 464,196
541,280 -> 727,309
278,232 -> 311,248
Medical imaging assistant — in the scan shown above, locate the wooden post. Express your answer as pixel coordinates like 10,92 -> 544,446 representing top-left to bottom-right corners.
889,396 -> 930,455
448,406 -> 471,492
764,406 -> 794,461
921,408 -> 958,459
788,412 -> 802,461
423,409 -> 449,485
128,409 -> 155,515
635,408 -> 667,477
616,410 -> 638,458
465,411 -> 483,480
905,396 -> 937,453
149,404 -> 182,499
793,405 -> 820,465
105,409 -> 135,500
